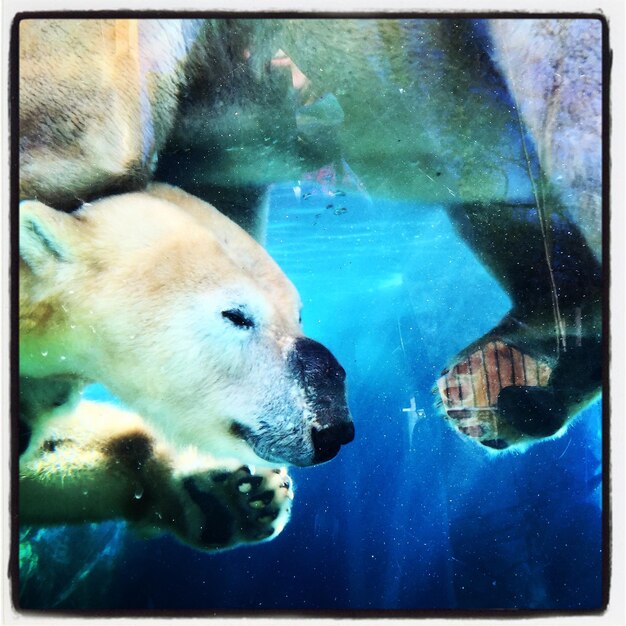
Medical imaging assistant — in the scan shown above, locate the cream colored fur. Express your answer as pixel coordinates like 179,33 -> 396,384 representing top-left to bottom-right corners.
20,400 -> 293,550
19,184 -> 306,549
20,183 -> 305,464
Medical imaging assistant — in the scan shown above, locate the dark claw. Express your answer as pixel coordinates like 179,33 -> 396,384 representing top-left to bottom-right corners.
254,490 -> 275,506
257,508 -> 279,522
254,527 -> 275,540
250,475 -> 264,489
481,439 -> 510,450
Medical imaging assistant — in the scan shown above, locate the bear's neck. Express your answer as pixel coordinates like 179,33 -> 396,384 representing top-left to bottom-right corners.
20,333 -> 83,378
19,295 -> 98,380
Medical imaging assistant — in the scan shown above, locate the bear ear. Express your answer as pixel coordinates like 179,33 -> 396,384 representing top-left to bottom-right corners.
19,200 -> 77,273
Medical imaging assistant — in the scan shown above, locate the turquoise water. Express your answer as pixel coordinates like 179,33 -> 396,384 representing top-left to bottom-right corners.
18,181 -> 603,611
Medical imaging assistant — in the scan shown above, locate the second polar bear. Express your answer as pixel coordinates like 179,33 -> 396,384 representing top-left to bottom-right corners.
19,183 -> 354,550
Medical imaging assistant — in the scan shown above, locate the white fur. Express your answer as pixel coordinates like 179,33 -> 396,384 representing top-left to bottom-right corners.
20,184 -> 319,466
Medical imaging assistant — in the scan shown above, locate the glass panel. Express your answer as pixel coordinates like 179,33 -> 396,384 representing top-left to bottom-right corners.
16,16 -> 604,613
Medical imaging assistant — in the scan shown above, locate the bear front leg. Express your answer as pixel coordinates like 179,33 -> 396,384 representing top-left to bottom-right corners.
19,401 -> 293,551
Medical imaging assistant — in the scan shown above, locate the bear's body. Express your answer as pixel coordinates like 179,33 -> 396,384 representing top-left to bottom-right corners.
21,18 -> 601,251
18,17 -> 603,546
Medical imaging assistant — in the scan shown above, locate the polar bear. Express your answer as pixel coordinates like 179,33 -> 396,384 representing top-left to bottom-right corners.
18,17 -> 602,460
19,183 -> 354,550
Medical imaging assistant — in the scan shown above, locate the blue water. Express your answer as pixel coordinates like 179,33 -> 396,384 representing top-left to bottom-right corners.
18,182 -> 603,612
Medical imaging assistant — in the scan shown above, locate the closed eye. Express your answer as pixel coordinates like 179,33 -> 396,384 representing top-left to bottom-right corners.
222,308 -> 255,329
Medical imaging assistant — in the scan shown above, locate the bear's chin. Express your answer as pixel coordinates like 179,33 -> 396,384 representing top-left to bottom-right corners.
231,409 -> 354,468
228,421 -> 314,467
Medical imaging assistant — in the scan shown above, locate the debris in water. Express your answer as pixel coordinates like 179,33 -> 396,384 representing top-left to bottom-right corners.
402,396 -> 426,449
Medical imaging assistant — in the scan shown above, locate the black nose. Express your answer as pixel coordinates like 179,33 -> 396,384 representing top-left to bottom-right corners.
312,422 -> 355,463
291,337 -> 354,463
292,337 -> 346,385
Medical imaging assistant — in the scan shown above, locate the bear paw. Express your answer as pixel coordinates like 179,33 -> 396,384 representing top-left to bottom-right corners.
437,339 -> 567,450
172,465 -> 293,551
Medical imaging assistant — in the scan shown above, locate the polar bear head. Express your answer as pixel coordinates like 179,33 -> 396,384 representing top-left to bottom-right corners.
19,183 -> 354,467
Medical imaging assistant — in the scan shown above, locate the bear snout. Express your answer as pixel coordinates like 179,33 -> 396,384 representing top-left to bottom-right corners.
290,337 -> 354,463
311,421 -> 355,463
231,338 -> 354,467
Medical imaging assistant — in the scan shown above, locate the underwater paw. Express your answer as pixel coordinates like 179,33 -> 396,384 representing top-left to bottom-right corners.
175,465 -> 293,551
230,466 -> 293,543
437,340 -> 567,450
